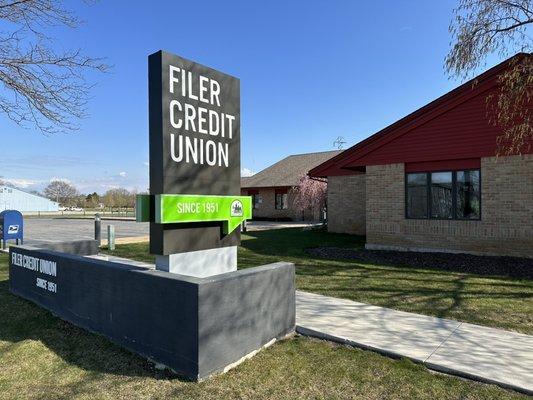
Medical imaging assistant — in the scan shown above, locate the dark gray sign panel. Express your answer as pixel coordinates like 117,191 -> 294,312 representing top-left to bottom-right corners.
9,246 -> 295,380
148,51 -> 241,255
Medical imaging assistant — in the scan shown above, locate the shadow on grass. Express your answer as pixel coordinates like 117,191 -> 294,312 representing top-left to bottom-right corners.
242,228 -> 532,280
0,279 -> 181,381
238,229 -> 533,333
242,228 -> 365,257
97,228 -> 533,335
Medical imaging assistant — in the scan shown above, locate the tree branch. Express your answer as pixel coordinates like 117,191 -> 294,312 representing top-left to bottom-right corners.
446,0 -> 533,155
0,0 -> 109,133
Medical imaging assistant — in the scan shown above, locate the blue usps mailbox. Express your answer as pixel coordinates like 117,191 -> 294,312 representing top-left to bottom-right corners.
0,210 -> 23,249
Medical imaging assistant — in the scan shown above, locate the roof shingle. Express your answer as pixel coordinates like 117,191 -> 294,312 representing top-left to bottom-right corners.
241,150 -> 342,188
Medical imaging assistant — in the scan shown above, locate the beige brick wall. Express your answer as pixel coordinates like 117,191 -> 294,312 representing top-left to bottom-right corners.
327,175 -> 366,235
365,155 -> 533,258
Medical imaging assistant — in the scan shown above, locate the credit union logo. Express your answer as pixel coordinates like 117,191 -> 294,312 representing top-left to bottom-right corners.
230,200 -> 243,217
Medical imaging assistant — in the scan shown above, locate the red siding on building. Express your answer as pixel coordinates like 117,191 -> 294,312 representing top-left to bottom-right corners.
309,53 -> 532,178
349,85 -> 501,167
312,165 -> 357,176
405,158 -> 481,172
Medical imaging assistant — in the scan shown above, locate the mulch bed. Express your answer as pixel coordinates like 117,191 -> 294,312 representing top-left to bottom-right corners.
305,247 -> 533,279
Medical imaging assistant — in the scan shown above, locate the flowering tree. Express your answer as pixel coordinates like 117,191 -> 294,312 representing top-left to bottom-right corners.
292,175 -> 327,220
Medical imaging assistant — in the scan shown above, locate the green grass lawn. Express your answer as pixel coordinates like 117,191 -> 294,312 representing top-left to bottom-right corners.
1,229 -> 531,399
0,252 -> 528,399
108,228 -> 533,335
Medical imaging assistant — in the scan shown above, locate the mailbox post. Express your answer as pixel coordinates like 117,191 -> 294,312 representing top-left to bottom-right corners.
0,210 -> 24,249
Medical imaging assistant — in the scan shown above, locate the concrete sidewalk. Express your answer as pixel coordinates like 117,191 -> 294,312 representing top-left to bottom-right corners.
296,291 -> 533,395
245,221 -> 321,231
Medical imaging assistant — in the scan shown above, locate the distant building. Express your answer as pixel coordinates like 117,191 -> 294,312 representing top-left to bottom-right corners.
0,185 -> 59,212
241,150 -> 341,221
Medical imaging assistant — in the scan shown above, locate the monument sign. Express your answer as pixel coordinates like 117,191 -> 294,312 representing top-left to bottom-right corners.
138,51 -> 251,277
9,50 -> 294,380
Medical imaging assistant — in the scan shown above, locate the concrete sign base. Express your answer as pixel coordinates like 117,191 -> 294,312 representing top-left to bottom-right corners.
155,246 -> 237,278
9,245 -> 295,380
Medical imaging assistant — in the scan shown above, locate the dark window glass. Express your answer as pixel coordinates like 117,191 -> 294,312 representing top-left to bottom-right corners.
252,194 -> 260,209
406,173 -> 428,218
406,169 -> 481,220
456,170 -> 480,219
275,193 -> 288,210
430,172 -> 453,219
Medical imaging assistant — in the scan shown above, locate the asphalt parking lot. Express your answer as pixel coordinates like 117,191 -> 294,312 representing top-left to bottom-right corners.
23,218 -> 149,245
21,218 -> 319,246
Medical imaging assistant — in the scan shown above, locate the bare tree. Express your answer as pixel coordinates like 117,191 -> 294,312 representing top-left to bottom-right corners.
0,0 -> 108,134
44,179 -> 78,205
0,176 -> 15,187
103,188 -> 135,208
445,0 -> 532,155
85,191 -> 100,208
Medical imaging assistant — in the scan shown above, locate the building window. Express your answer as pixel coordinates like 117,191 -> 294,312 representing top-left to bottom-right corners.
275,193 -> 288,210
430,172 -> 453,219
406,169 -> 480,220
406,173 -> 428,218
252,194 -> 262,209
247,190 -> 261,209
456,170 -> 480,219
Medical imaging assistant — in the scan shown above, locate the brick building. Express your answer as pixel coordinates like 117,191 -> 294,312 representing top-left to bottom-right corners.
310,54 -> 532,258
242,151 -> 341,221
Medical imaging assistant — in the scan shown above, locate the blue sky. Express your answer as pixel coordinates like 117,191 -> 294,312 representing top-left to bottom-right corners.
0,0 -> 505,194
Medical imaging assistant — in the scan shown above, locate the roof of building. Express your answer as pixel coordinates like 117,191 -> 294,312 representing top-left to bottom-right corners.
0,185 -> 57,203
242,150 -> 342,188
309,53 -> 532,178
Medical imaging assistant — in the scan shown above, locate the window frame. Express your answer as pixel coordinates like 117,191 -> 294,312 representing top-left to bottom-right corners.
429,171 -> 454,220
404,168 -> 481,221
246,190 -> 260,210
275,192 -> 288,210
405,172 -> 429,219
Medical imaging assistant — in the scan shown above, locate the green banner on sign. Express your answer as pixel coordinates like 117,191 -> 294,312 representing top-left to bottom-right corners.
136,194 -> 252,234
